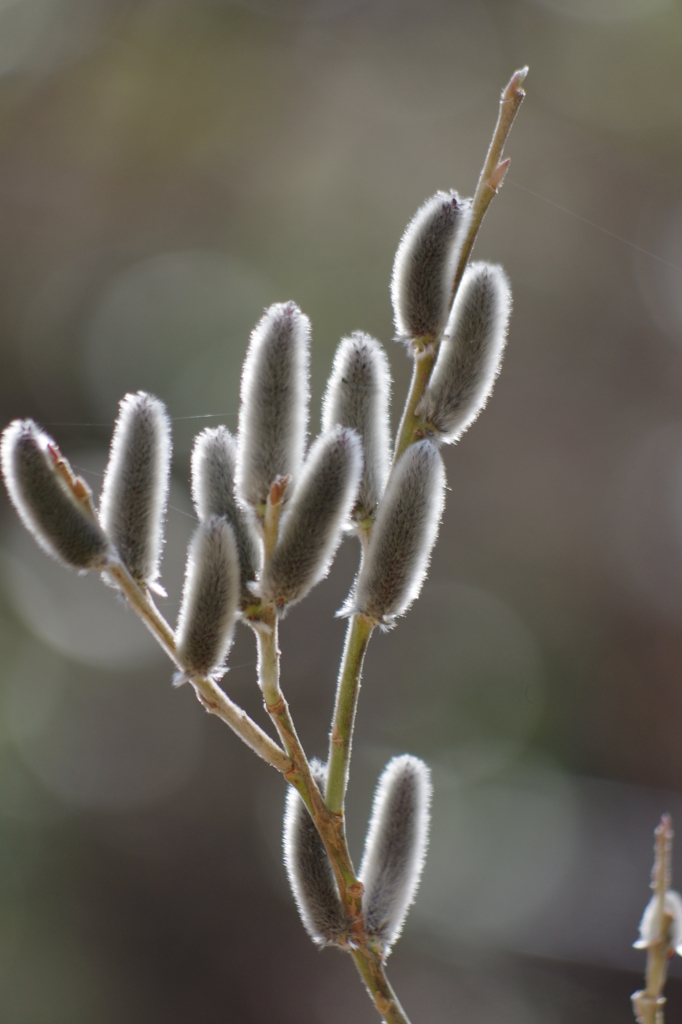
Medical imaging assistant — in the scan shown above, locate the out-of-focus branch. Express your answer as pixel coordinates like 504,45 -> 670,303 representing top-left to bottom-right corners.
632,815 -> 675,1024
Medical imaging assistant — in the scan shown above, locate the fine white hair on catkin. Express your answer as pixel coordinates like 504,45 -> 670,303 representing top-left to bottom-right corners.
348,440 -> 445,626
175,516 -> 240,676
321,333 -> 392,524
260,426 -> 363,610
415,262 -> 511,444
235,302 -> 311,515
99,391 -> 171,585
191,426 -> 261,606
283,760 -> 351,946
391,191 -> 471,345
1,419 -> 109,570
359,755 -> 432,955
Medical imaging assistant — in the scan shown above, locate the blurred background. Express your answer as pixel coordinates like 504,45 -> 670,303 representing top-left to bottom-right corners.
1,0 -> 682,1020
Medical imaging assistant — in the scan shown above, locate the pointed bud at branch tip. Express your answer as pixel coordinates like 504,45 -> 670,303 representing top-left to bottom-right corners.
1,420 -> 109,570
347,440 -> 445,627
283,761 -> 351,946
99,391 -> 171,586
360,755 -> 432,955
236,302 -> 310,515
321,333 -> 392,523
504,66 -> 528,100
191,426 -> 261,607
175,516 -> 240,677
260,427 -> 363,610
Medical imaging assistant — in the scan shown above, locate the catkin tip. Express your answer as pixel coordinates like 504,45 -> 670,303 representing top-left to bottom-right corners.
391,192 -> 471,347
191,426 -> 261,605
236,302 -> 311,515
99,391 -> 172,585
321,333 -> 392,523
415,262 -> 511,445
260,426 -> 363,610
351,440 -> 445,626
360,755 -> 432,955
1,419 -> 108,570
175,516 -> 240,677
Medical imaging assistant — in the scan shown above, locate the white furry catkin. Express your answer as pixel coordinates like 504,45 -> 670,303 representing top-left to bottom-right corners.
391,191 -> 471,345
359,755 -> 432,955
349,440 -> 445,626
1,419 -> 108,570
99,392 -> 171,585
416,262 -> 511,443
191,426 -> 261,606
283,760 -> 350,946
260,426 -> 363,610
321,333 -> 391,524
235,302 -> 310,516
175,516 -> 240,677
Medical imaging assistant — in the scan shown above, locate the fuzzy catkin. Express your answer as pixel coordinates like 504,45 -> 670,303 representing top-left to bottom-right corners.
175,516 -> 240,676
99,392 -> 171,585
191,426 -> 261,606
283,760 -> 350,946
1,420 -> 108,570
416,262 -> 511,443
321,333 -> 391,523
349,440 -> 445,626
359,755 -> 432,955
235,302 -> 310,515
260,426 -> 363,610
391,191 -> 471,345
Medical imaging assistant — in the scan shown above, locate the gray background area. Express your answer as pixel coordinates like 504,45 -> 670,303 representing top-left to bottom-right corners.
1,0 -> 682,1020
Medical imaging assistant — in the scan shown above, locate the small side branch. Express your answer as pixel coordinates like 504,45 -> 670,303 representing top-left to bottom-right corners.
104,558 -> 291,774
192,674 -> 292,773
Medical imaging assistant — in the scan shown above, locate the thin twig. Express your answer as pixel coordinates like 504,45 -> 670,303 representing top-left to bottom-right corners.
449,66 -> 527,304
